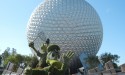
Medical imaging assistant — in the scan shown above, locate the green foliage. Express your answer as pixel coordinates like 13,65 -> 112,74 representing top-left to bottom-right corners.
99,52 -> 120,64
1,47 -> 35,71
4,55 -> 17,71
29,55 -> 38,68
2,47 -> 10,61
84,52 -> 120,69
24,55 -> 32,65
4,55 -> 29,71
85,55 -> 100,69
99,52 -> 120,69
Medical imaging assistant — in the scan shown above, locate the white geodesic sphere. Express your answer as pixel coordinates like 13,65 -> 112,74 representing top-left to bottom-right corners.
27,0 -> 103,57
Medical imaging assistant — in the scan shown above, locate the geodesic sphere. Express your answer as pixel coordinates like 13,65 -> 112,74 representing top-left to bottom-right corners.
27,0 -> 103,57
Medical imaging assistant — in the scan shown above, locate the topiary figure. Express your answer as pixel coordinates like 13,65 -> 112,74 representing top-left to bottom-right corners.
24,44 -> 74,75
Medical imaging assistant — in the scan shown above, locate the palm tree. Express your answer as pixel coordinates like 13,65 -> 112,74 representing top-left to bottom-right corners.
85,55 -> 100,69
99,52 -> 120,64
99,52 -> 120,68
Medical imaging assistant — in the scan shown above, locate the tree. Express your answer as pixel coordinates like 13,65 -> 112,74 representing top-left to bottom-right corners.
15,54 -> 24,68
1,47 -> 34,71
2,47 -> 11,61
99,52 -> 120,68
99,52 -> 120,63
11,48 -> 17,56
85,55 -> 100,69
4,55 -> 17,71
23,55 -> 32,64
29,55 -> 38,68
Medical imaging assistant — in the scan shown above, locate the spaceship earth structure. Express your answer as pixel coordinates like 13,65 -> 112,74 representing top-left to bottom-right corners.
27,0 -> 103,70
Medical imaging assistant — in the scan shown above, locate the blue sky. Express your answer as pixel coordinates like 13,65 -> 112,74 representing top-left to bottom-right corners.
0,0 -> 125,65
